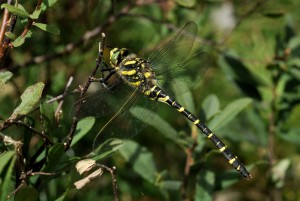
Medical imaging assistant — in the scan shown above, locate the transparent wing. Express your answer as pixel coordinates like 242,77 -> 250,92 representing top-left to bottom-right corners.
74,77 -> 124,118
157,52 -> 210,97
148,21 -> 209,97
148,21 -> 198,74
92,87 -> 157,154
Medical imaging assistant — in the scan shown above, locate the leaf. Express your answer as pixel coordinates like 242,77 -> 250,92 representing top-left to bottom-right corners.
74,168 -> 103,189
195,169 -> 215,201
119,140 -> 157,183
159,180 -> 182,190
15,186 -> 38,201
221,54 -> 263,100
1,4 -> 30,18
4,32 -> 16,40
0,71 -> 13,83
12,36 -> 25,47
0,151 -> 15,174
131,107 -> 178,142
42,0 -> 58,8
0,155 -> 15,201
277,129 -> 300,145
9,82 -> 44,120
271,159 -> 290,188
71,116 -> 95,147
33,23 -> 60,35
75,159 -> 96,175
42,143 -> 65,172
208,98 -> 252,131
215,170 -> 241,189
175,0 -> 196,7
30,9 -> 42,19
202,94 -> 220,120
0,71 -> 12,92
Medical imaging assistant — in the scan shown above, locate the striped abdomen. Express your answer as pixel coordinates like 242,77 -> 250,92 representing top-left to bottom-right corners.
148,85 -> 251,179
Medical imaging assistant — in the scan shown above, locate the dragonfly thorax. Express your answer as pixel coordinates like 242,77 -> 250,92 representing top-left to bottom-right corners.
110,48 -> 157,92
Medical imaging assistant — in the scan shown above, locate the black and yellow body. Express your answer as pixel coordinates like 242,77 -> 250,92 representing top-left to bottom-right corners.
105,47 -> 251,179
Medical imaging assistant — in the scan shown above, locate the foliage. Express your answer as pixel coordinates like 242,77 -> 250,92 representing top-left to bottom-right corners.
0,0 -> 300,201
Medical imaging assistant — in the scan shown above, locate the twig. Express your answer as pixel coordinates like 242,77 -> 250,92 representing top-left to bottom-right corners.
64,34 -> 106,150
7,120 -> 53,145
97,164 -> 119,201
7,3 -> 135,72
181,126 -> 198,201
0,0 -> 16,61
54,76 -> 74,122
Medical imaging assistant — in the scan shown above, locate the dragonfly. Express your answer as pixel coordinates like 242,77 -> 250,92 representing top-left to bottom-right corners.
79,21 -> 251,179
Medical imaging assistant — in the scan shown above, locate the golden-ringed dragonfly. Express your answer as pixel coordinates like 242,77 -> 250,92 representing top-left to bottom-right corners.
80,21 -> 251,179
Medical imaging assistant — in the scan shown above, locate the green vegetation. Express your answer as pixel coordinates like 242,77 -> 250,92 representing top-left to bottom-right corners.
0,0 -> 300,200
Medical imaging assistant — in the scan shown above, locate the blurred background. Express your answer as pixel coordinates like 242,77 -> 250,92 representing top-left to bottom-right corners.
0,0 -> 300,201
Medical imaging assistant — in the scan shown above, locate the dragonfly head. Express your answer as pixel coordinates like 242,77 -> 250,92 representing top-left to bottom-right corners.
110,48 -> 131,67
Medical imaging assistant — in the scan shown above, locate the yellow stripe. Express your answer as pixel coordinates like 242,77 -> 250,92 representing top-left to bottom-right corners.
229,158 -> 236,164
172,101 -> 176,106
131,81 -> 141,86
156,90 -> 161,96
177,107 -> 184,112
150,86 -> 157,92
237,165 -> 240,170
158,96 -> 169,102
194,119 -> 200,125
122,69 -> 136,75
216,141 -> 220,145
207,133 -> 213,138
110,48 -> 119,58
124,60 -> 136,65
219,146 -> 227,152
144,72 -> 152,78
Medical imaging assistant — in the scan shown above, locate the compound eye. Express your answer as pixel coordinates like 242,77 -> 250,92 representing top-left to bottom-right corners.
120,48 -> 130,57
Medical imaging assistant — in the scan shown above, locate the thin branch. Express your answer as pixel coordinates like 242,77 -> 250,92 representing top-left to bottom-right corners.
54,76 -> 74,122
181,126 -> 198,201
7,120 -> 53,145
63,34 -> 106,150
97,164 -> 119,201
7,3 -> 135,72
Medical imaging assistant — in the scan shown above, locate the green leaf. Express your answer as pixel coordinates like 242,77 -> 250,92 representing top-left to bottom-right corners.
0,151 -> 15,174
4,32 -> 16,40
0,71 -> 13,83
9,82 -> 44,120
175,0 -> 196,7
0,71 -> 13,92
30,9 -> 42,19
208,98 -> 252,130
271,159 -> 290,188
119,140 -> 157,183
159,180 -> 181,190
0,155 -> 15,201
277,128 -> 300,145
71,116 -> 95,147
202,94 -> 220,120
42,143 -> 65,172
216,170 -> 241,189
12,36 -> 25,47
195,169 -> 215,201
42,0 -> 58,8
15,186 -> 38,201
131,107 -> 178,142
33,23 -> 60,35
220,54 -> 263,100
1,4 -> 30,18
